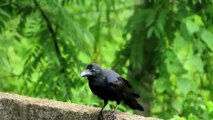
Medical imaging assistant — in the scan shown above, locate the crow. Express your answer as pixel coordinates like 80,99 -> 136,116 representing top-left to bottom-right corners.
80,63 -> 144,120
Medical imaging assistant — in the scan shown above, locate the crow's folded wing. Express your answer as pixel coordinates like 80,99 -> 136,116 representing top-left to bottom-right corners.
107,78 -> 140,98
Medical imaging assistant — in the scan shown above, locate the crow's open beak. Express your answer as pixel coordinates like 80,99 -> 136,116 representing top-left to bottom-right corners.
80,69 -> 92,77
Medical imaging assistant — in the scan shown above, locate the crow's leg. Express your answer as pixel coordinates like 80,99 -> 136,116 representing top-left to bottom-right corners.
108,104 -> 118,120
97,100 -> 108,120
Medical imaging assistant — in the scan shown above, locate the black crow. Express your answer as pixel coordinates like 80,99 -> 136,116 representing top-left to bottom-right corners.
80,63 -> 144,120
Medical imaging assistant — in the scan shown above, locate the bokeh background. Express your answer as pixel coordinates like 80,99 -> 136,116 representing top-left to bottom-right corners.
0,0 -> 213,119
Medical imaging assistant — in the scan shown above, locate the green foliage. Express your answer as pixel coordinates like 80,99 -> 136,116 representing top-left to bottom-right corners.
170,101 -> 213,120
0,0 -> 213,119
139,0 -> 213,119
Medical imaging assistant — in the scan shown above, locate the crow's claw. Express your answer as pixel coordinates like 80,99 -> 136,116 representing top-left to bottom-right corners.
107,112 -> 116,120
97,112 -> 104,120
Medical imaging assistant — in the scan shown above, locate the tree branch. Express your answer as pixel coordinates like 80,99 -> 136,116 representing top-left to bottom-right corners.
33,0 -> 66,72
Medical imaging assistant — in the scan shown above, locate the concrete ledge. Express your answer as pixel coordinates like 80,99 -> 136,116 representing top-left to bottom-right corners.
0,92 -> 159,120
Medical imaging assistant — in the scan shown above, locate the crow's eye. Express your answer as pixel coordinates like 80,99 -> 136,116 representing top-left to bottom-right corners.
91,69 -> 96,72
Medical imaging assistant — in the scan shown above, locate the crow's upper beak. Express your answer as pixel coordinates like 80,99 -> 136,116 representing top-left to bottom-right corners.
80,69 -> 92,77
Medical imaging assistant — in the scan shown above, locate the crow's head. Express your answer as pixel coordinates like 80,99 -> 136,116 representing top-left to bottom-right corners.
80,63 -> 102,77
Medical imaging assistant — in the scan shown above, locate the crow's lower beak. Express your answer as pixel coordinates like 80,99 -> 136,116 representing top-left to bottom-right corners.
80,69 -> 92,77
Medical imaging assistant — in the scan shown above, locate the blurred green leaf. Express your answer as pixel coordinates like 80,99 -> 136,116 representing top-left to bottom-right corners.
185,20 -> 199,35
154,77 -> 171,93
147,26 -> 155,39
207,101 -> 213,113
193,15 -> 204,26
172,98 -> 183,113
184,55 -> 204,73
176,77 -> 191,96
201,30 -> 213,51
188,113 -> 199,120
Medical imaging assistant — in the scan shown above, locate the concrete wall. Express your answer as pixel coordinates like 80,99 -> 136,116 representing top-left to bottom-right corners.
0,93 -> 159,120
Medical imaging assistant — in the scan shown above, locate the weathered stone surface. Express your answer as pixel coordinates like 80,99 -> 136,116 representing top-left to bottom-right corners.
0,92 -> 159,120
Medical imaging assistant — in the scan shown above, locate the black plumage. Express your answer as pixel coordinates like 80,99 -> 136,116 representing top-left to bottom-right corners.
80,63 -> 144,120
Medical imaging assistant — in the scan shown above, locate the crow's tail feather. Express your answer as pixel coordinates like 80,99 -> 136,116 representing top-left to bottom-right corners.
123,97 -> 144,111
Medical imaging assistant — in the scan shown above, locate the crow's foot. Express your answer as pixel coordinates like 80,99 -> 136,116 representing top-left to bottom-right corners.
107,112 -> 116,120
97,112 -> 104,120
